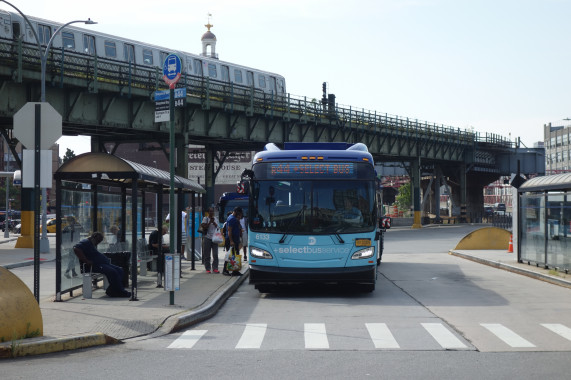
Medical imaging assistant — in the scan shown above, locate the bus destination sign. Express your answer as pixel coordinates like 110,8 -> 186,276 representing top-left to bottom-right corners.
270,162 -> 355,178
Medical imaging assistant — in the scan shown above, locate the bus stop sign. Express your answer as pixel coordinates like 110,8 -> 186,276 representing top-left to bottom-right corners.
162,54 -> 182,88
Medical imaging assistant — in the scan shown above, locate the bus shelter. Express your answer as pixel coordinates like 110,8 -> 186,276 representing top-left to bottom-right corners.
518,173 -> 571,274
53,152 -> 205,301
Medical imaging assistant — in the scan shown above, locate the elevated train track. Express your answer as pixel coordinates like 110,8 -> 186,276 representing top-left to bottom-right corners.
0,37 -> 544,219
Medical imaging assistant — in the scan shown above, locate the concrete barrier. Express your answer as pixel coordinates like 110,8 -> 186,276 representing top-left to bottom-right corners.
454,227 -> 510,250
0,267 -> 43,344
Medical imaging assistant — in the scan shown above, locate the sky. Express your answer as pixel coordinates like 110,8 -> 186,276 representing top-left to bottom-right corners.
3,0 -> 570,157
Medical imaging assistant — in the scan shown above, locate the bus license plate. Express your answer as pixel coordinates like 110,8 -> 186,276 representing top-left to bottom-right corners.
355,238 -> 371,247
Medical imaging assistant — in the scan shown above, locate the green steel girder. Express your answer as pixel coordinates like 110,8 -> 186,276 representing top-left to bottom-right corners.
0,37 -> 528,175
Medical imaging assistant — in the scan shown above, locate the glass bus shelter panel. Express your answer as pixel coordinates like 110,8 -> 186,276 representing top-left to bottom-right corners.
59,187 -> 93,291
97,192 -> 123,252
520,193 -> 544,265
546,192 -> 571,270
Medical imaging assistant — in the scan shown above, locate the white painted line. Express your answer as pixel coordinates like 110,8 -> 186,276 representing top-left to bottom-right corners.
541,324 -> 571,342
366,323 -> 400,349
421,323 -> 467,349
236,324 -> 267,349
481,324 -> 535,348
167,330 -> 207,349
304,323 -> 329,349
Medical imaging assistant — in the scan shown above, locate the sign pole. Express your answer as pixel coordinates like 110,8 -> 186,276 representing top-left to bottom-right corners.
169,83 -> 175,306
162,53 -> 182,306
33,104 -> 41,303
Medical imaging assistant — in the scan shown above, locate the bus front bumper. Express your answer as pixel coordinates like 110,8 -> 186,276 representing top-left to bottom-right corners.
248,264 -> 376,285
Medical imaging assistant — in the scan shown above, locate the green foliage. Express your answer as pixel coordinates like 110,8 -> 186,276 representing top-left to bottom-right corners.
62,148 -> 76,164
395,182 -> 412,211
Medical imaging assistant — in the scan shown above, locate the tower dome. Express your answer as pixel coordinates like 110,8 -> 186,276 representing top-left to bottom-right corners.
201,17 -> 218,59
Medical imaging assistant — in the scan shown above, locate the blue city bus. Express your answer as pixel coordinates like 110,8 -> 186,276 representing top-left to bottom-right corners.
244,142 -> 389,293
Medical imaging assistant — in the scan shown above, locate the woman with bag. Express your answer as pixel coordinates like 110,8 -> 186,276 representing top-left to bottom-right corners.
223,207 -> 243,276
201,207 -> 220,273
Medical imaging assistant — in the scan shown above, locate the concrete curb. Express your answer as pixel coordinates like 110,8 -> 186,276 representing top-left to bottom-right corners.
0,333 -> 120,358
169,270 -> 250,333
449,250 -> 571,289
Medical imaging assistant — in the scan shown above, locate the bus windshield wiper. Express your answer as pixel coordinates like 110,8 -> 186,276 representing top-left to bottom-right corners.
334,232 -> 345,244
279,205 -> 306,243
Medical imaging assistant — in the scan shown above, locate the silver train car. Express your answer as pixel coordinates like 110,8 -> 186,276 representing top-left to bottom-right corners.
0,10 -> 286,95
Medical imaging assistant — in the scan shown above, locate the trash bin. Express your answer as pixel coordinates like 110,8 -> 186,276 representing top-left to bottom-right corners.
104,251 -> 131,287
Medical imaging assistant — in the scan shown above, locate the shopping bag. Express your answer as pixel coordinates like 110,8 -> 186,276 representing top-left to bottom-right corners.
212,228 -> 224,245
226,248 -> 242,272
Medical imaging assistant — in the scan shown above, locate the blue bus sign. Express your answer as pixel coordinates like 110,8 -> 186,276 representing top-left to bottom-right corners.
162,54 -> 182,88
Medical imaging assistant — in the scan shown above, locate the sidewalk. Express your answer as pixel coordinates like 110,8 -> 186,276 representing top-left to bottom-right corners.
0,235 -> 248,358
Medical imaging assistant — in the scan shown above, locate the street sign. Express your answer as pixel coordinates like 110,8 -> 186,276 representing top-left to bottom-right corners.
13,102 -> 62,149
162,54 -> 182,88
154,88 -> 186,122
154,88 -> 186,101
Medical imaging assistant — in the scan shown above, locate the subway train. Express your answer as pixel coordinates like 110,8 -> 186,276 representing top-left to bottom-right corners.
0,10 -> 286,95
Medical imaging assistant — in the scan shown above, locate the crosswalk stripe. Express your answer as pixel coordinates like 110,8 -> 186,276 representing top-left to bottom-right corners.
481,324 -> 535,348
421,323 -> 467,349
541,324 -> 571,341
366,323 -> 400,349
168,330 -> 207,349
304,323 -> 329,349
236,324 -> 267,349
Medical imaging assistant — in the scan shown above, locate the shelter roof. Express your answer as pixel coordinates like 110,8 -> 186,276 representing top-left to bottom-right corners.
518,172 -> 571,193
54,152 -> 205,193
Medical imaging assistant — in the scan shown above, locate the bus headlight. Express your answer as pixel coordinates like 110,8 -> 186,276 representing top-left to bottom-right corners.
351,247 -> 375,260
250,247 -> 273,259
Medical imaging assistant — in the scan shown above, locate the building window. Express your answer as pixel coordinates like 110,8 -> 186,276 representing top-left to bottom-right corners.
104,41 -> 116,58
143,49 -> 153,65
564,134 -> 569,146
551,137 -> 556,148
62,32 -> 75,49
557,152 -> 562,163
557,135 -> 562,146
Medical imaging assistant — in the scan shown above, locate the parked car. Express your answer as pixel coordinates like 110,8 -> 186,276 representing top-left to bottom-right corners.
13,222 -> 21,234
494,203 -> 506,215
0,219 -> 18,232
40,216 -> 79,233
484,206 -> 494,217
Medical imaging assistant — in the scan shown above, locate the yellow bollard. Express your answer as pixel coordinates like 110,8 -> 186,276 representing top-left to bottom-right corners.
0,267 -> 43,343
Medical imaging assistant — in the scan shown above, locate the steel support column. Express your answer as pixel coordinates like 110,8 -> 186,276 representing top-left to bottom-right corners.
204,147 -> 215,209
434,166 -> 442,223
411,158 -> 422,229
460,164 -> 467,223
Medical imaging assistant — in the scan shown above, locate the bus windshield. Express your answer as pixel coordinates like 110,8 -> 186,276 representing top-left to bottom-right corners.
250,179 -> 376,234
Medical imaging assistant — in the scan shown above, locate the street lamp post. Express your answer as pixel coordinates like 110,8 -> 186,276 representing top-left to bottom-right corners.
0,0 -> 96,254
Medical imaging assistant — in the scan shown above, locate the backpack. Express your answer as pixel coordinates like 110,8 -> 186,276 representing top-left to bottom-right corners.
222,222 -> 230,251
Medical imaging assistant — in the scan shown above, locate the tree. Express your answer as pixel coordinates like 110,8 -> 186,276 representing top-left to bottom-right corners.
62,148 -> 76,164
395,182 -> 412,211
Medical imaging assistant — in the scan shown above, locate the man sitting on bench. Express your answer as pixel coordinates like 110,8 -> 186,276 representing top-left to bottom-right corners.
74,231 -> 132,298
